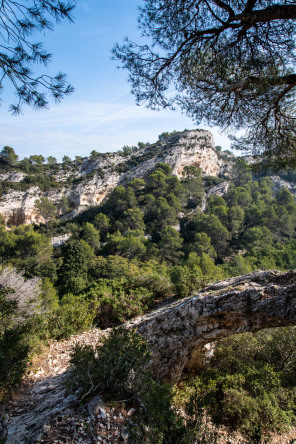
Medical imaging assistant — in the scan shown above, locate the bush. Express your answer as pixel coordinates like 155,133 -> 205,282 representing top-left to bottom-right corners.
68,327 -> 150,398
136,377 -> 190,444
69,327 -> 219,444
0,325 -> 30,397
221,388 -> 260,432
170,264 -> 203,298
128,265 -> 173,300
85,279 -> 154,327
0,271 -> 43,397
0,285 -> 17,333
184,328 -> 296,439
45,295 -> 95,340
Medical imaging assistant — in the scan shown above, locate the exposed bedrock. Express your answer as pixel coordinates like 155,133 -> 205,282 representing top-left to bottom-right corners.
127,270 -> 296,382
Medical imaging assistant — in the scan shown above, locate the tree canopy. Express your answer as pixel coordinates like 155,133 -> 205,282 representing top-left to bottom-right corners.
113,1 -> 296,166
0,146 -> 18,165
0,0 -> 75,114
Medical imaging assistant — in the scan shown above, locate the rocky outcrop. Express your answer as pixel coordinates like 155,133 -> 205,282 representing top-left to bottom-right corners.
127,269 -> 296,382
0,187 -> 44,225
270,175 -> 296,194
153,130 -> 219,178
0,130 -> 221,226
0,171 -> 25,182
50,233 -> 71,247
207,181 -> 229,197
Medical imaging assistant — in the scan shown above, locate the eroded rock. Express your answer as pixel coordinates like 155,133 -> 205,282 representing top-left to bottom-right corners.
127,269 -> 296,382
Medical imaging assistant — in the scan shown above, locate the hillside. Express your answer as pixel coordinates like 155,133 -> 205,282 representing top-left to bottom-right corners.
1,130 -> 296,442
2,270 -> 296,444
0,130 -> 231,226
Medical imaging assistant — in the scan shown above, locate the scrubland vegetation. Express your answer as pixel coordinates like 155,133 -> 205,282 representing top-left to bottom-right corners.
1,154 -> 296,441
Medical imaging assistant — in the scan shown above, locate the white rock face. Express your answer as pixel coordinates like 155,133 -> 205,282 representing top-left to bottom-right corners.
207,181 -> 230,197
0,171 -> 25,182
0,186 -> 68,226
51,233 -> 72,247
0,187 -> 43,225
70,172 -> 120,208
270,175 -> 296,195
0,130 -> 221,226
156,130 -> 219,178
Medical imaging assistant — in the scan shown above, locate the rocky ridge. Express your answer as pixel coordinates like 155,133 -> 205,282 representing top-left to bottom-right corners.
0,130 -> 229,226
127,269 -> 296,382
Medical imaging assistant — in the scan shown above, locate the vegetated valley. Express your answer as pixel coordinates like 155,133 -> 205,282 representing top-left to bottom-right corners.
1,130 -> 296,443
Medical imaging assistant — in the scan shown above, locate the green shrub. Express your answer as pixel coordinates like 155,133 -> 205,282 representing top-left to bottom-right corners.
85,279 -> 154,327
257,392 -> 294,433
221,388 -> 260,432
68,327 -> 219,444
0,285 -> 17,333
0,325 -> 30,397
170,264 -> 203,298
39,278 -> 59,311
127,264 -> 173,299
0,274 -> 43,397
136,380 -> 181,443
23,173 -> 60,191
68,327 -> 150,398
184,328 -> 296,439
45,296 -> 95,339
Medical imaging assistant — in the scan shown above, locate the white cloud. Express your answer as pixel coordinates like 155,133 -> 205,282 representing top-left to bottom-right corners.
0,100 -> 231,160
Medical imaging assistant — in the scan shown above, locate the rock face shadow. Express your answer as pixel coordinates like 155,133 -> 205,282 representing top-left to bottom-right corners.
4,371 -> 76,444
1,328 -> 105,444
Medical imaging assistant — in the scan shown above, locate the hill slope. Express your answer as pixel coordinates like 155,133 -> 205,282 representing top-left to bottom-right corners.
0,130 -> 231,226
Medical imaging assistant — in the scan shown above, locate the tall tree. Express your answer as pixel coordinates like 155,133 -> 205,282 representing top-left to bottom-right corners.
114,1 -> 296,166
58,239 -> 89,294
81,223 -> 101,253
158,226 -> 183,264
0,0 -> 75,113
0,146 -> 18,166
93,213 -> 110,241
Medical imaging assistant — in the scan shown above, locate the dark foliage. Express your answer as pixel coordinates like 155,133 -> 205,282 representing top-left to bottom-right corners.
0,0 -> 75,113
114,1 -> 296,165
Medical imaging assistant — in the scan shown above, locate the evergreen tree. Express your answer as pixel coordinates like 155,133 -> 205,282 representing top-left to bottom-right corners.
122,209 -> 145,233
93,213 -> 110,241
0,0 -> 75,114
158,227 -> 183,264
58,240 -> 89,294
34,198 -> 57,233
114,0 -> 296,165
0,146 -> 18,166
81,223 -> 101,253
58,195 -> 70,216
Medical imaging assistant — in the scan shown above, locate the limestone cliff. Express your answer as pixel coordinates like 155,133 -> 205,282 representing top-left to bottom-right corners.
0,130 -> 225,226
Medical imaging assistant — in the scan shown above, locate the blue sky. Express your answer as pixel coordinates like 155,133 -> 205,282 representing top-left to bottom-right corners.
0,0 -> 231,161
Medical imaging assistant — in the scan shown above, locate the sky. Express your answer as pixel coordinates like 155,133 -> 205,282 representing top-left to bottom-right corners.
0,0 -> 231,161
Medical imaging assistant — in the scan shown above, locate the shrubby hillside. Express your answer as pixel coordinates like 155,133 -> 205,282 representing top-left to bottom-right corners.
1,134 -> 296,442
